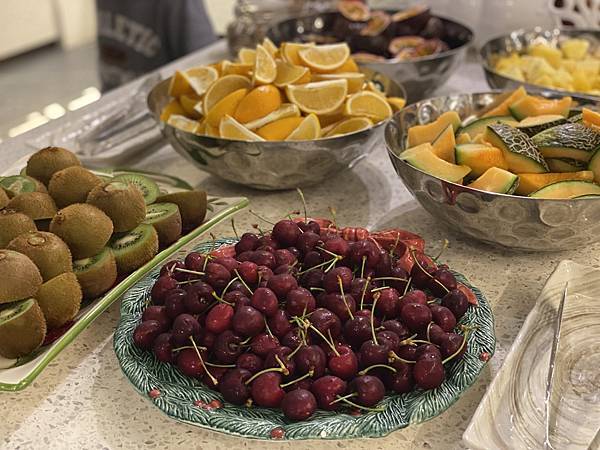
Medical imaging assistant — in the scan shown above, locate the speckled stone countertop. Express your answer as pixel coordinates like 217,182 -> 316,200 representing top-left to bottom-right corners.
2,42 -> 599,450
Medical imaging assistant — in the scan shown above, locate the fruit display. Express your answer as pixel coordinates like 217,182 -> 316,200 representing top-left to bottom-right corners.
492,38 -> 600,95
159,38 -> 405,141
399,87 -> 600,198
132,214 -> 481,422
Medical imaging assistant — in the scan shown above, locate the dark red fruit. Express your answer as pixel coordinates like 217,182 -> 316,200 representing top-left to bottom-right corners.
429,268 -> 457,298
303,250 -> 323,268
171,314 -> 201,347
328,344 -> 358,380
397,289 -> 427,315
410,252 -> 437,288
237,261 -> 258,284
272,220 -> 301,247
142,305 -> 171,332
251,287 -> 279,317
204,263 -> 231,290
343,315 -> 373,348
416,343 -> 441,360
439,332 -> 466,360
250,333 -> 280,357
385,360 -> 414,393
203,366 -> 227,390
223,291 -> 249,305
274,249 -> 297,267
374,288 -> 399,317
235,233 -> 259,253
267,309 -> 293,338
349,240 -> 381,268
294,345 -> 327,378
219,368 -> 251,405
184,281 -> 213,314
264,346 -> 296,376
296,231 -> 321,255
251,251 -> 276,269
396,344 -> 418,361
351,375 -> 385,406
300,269 -> 324,289
281,389 -> 317,420
414,353 -> 445,389
311,375 -> 347,410
232,305 -> 265,337
160,260 -> 187,281
213,330 -> 243,364
441,289 -> 469,319
323,237 -> 350,258
400,302 -> 432,332
286,288 -> 316,316
376,330 -> 400,352
429,304 -> 457,332
381,319 -> 410,340
309,308 -> 342,339
323,266 -> 353,293
236,353 -> 263,373
257,265 -> 274,283
282,327 -> 305,350
375,250 -> 393,276
184,252 -> 206,272
151,275 -> 177,304
427,323 -> 446,344
164,289 -> 187,319
213,256 -> 239,273
152,332 -> 175,363
133,320 -> 162,349
176,348 -> 205,378
251,372 -> 285,407
322,293 -> 356,322
359,339 -> 389,367
205,303 -> 234,334
388,266 -> 409,292
350,277 -> 374,305
267,273 -> 298,298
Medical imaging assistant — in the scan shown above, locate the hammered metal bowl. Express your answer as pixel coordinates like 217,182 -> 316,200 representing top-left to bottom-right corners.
385,91 -> 600,252
480,28 -> 600,102
148,69 -> 405,190
267,12 -> 473,103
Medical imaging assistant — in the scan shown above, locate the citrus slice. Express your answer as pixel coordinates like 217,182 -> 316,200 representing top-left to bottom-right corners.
387,96 -> 406,112
196,120 -> 206,135
324,117 -> 373,137
281,42 -> 315,66
222,61 -> 253,77
238,47 -> 257,65
205,121 -> 220,137
244,103 -> 301,130
184,66 -> 219,96
193,101 -> 204,117
234,85 -> 282,124
179,94 -> 202,118
262,37 -> 279,57
160,99 -> 185,122
253,44 -> 277,85
274,60 -> 311,87
167,114 -> 199,133
313,72 -> 365,93
285,113 -> 321,140
205,88 -> 249,127
168,71 -> 194,97
365,81 -> 386,98
286,79 -> 348,115
203,74 -> 252,116
344,90 -> 392,122
257,117 -> 304,140
333,57 -> 360,73
219,115 -> 265,141
298,43 -> 351,73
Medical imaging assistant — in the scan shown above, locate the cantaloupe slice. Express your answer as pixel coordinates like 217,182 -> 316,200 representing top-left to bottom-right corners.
431,125 -> 456,163
456,133 -> 471,144
589,148 -> 600,182
407,111 -> 461,147
482,86 -> 527,117
529,180 -> 600,198
509,95 -> 572,120
515,170 -> 594,195
468,167 -> 519,194
582,107 -> 600,128
455,144 -> 508,178
399,143 -> 471,183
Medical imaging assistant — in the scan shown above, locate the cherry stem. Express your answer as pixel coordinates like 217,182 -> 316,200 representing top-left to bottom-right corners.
359,364 -> 397,376
442,330 -> 470,365
205,362 -> 235,368
402,277 -> 412,296
297,257 -> 339,275
433,239 -> 449,262
310,287 -> 325,292
279,369 -> 314,388
431,278 -> 450,294
317,246 -> 342,259
338,396 -> 385,412
371,293 -> 380,345
427,299 -> 439,304
399,337 -> 431,346
286,341 -> 303,360
426,323 -> 434,342
230,218 -> 239,239
324,256 -> 340,273
172,345 -> 206,352
328,206 -> 338,230
359,276 -> 371,310
211,291 -> 233,306
296,188 -> 308,223
388,351 -> 416,364
233,269 -> 254,295
239,336 -> 253,346
244,366 -> 285,385
189,336 -> 218,385
220,276 -> 239,298
202,254 -> 211,272
307,323 -> 340,356
360,255 -> 366,279
274,354 -> 290,376
338,275 -> 354,320
371,277 -> 409,283
330,392 -> 357,404
174,267 -> 205,276
371,286 -> 392,293
389,233 -> 401,256
409,249 -> 434,280
264,318 -> 275,339
177,278 -> 202,286
249,209 -> 275,225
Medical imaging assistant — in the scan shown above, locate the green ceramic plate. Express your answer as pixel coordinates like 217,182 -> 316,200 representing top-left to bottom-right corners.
114,238 -> 496,440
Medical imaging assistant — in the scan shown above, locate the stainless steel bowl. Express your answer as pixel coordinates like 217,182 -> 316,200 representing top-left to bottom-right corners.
480,28 -> 600,102
148,69 -> 405,190
385,91 -> 600,252
267,12 -> 473,103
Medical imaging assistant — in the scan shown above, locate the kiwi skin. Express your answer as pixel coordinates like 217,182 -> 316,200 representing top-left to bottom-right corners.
36,272 -> 82,329
7,231 -> 72,282
110,224 -> 159,274
0,188 -> 8,209
48,166 -> 102,208
87,182 -> 146,232
26,146 -> 81,186
73,248 -> 118,299
0,298 -> 47,359
144,203 -> 182,246
156,190 -> 207,229
0,250 -> 43,304
7,192 -> 57,220
0,209 -> 37,248
50,203 -> 114,259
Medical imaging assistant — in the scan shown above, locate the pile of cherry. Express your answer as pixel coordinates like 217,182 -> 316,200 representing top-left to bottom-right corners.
133,219 -> 474,421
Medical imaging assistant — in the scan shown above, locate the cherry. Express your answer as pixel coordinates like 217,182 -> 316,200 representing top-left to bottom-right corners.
387,266 -> 409,292
251,372 -> 285,407
396,344 -> 418,361
160,260 -> 187,281
295,231 -> 320,255
350,375 -> 385,407
213,330 -> 243,364
134,320 -> 162,350
349,277 -> 374,305
219,368 -> 251,405
349,240 -> 381,269
223,291 -> 249,305
374,250 -> 393,276
232,305 -> 265,337
267,309 -> 293,337
323,267 -> 353,293
429,304 -> 457,332
184,252 -> 206,272
163,289 -> 187,319
200,331 -> 216,349
355,309 -> 380,327
251,287 -> 279,317
176,347 -> 205,378
257,265 -> 274,283
257,234 -> 278,249
184,281 -> 213,314
299,269 -> 324,289
213,256 -> 239,274
429,268 -> 457,298
323,236 -> 350,258
401,303 -> 432,332
142,305 -> 171,332
374,288 -> 399,317
438,332 -> 467,360
294,345 -> 326,378
311,375 -> 347,410
427,323 -> 446,344
359,340 -> 389,367
282,328 -> 305,350
441,289 -> 469,319
267,273 -> 298,298
237,261 -> 258,284
264,346 -> 296,376
286,288 -> 316,316
281,389 -> 317,420
250,333 -> 280,357
287,246 -> 300,258
152,332 -> 175,363
205,303 -> 234,334
328,344 -> 358,380
309,308 -> 342,339
272,220 -> 301,247
151,275 -> 177,304
228,280 -> 253,297
273,264 -> 298,276
304,220 -> 321,234
385,360 -> 414,393
237,353 -> 263,373
413,353 -> 445,389
322,293 -> 356,322
204,262 -> 231,290
274,249 -> 297,267
376,330 -> 400,352
303,250 -> 323,268
343,315 -> 373,348
235,232 -> 259,253
203,366 -> 227,390
290,378 -> 313,392
397,289 -> 427,315
236,251 -> 254,262
416,343 -> 442,360
171,314 -> 201,346
381,319 -> 410,340
251,251 -> 276,269
410,252 -> 437,288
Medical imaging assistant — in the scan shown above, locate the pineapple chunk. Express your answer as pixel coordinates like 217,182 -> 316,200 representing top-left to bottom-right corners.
561,38 -> 590,60
572,68 -> 592,92
528,44 -> 563,68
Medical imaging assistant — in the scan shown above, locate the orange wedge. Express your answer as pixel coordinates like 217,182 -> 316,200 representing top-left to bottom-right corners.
222,61 -> 253,77
205,88 -> 249,127
185,66 -> 219,96
262,37 -> 279,57
168,71 -> 194,97
313,72 -> 365,93
333,57 -> 359,73
253,44 -> 277,85
274,60 -> 311,87
365,81 -> 386,98
281,42 -> 316,66
203,74 -> 252,116
238,47 -> 257,65
160,99 -> 185,122
286,79 -> 348,115
244,103 -> 301,130
286,113 -> 321,140
219,115 -> 265,141
205,121 -> 220,137
387,97 -> 406,112
257,117 -> 304,140
344,91 -> 393,122
234,84 -> 282,124
298,43 -> 350,73
179,94 -> 202,118
167,114 -> 200,133
325,117 -> 373,137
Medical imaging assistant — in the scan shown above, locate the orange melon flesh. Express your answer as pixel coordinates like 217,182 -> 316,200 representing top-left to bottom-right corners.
399,143 -> 471,183
515,171 -> 594,195
407,111 -> 461,147
482,86 -> 527,117
456,133 -> 471,144
468,167 -> 518,193
455,144 -> 508,178
509,95 -> 572,120
431,125 -> 456,163
583,107 -> 600,128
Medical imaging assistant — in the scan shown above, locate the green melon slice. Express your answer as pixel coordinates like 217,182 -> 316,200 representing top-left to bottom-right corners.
468,167 -> 519,194
459,116 -> 518,140
516,114 -> 566,136
455,143 -> 508,178
529,180 -> 600,198
588,147 -> 600,182
399,144 -> 471,183
509,95 -> 571,120
515,171 -> 594,195
407,111 -> 461,147
547,158 -> 587,173
532,123 -> 600,162
484,123 -> 549,173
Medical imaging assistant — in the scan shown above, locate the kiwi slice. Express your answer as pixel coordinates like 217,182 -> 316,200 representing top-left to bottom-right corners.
0,188 -> 8,209
73,247 -> 118,299
7,231 -> 72,281
109,224 -> 159,274
0,175 -> 47,198
7,192 -> 57,220
0,250 -> 43,304
144,202 -> 182,246
156,190 -> 207,229
26,146 -> 81,185
36,272 -> 82,329
0,298 -> 47,359
50,203 -> 114,259
113,173 -> 160,205
0,209 -> 36,247
48,166 -> 102,208
87,181 -> 146,232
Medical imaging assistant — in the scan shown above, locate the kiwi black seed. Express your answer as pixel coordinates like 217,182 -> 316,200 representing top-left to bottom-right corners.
156,190 -> 207,229
0,298 -> 47,359
0,250 -> 43,304
144,202 -> 182,246
50,203 -> 114,259
36,272 -> 82,329
109,224 -> 159,274
73,247 -> 118,299
113,173 -> 160,205
7,192 -> 57,220
0,188 -> 9,209
0,209 -> 37,248
26,146 -> 81,185
0,175 -> 47,198
87,181 -> 146,232
48,166 -> 102,208
7,231 -> 72,281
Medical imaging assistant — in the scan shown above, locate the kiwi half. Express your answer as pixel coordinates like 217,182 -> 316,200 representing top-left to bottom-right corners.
113,173 -> 159,205
7,192 -> 57,220
87,181 -> 146,232
73,247 -> 118,299
0,298 -> 47,359
156,190 -> 207,229
7,231 -> 72,281
144,202 -> 182,246
50,203 -> 114,259
0,175 -> 47,198
48,166 -> 102,208
0,188 -> 8,209
36,272 -> 82,329
26,147 -> 81,185
0,250 -> 43,304
109,224 -> 159,274
0,209 -> 36,248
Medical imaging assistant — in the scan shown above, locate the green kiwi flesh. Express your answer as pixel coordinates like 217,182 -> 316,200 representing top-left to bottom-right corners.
36,272 -> 82,329
0,298 -> 47,359
87,181 -> 146,232
0,209 -> 36,248
109,224 -> 158,274
26,146 -> 81,185
0,175 -> 46,198
7,192 -> 57,220
48,166 -> 102,208
0,250 -> 43,304
113,173 -> 160,205
7,231 -> 72,281
144,202 -> 182,246
156,190 -> 207,229
50,203 -> 114,259
73,247 -> 118,299
0,188 -> 8,209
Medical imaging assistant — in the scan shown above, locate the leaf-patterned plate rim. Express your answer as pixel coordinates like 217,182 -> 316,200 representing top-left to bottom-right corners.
114,238 -> 496,440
